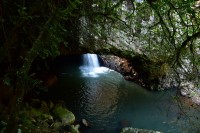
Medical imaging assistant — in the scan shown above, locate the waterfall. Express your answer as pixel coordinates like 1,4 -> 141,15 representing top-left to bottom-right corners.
83,54 -> 100,68
79,53 -> 109,77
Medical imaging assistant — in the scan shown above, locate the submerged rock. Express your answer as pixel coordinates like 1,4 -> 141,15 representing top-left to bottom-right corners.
81,119 -> 89,127
121,127 -> 163,133
53,106 -> 75,125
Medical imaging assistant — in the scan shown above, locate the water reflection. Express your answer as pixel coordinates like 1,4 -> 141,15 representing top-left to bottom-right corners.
79,66 -> 111,77
49,65 -> 200,133
82,79 -> 119,118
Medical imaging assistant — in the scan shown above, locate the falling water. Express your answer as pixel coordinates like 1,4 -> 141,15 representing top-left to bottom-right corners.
79,53 -> 109,77
83,54 -> 100,68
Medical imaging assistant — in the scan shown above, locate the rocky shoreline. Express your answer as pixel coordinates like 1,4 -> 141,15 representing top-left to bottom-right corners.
0,99 -> 81,133
0,78 -> 81,133
100,55 -> 200,106
100,55 -> 170,90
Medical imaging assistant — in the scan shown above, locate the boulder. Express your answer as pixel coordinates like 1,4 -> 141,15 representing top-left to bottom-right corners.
52,122 -> 62,130
53,106 -> 75,125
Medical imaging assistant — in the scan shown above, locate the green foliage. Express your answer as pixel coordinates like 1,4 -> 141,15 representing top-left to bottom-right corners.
3,74 -> 12,86
36,0 -> 82,58
17,4 -> 32,20
0,0 -> 82,97
16,72 -> 43,92
78,0 -> 200,86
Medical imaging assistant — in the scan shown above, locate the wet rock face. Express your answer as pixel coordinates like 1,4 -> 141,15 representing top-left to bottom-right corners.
100,55 -> 139,81
100,55 -> 174,90
100,55 -> 159,89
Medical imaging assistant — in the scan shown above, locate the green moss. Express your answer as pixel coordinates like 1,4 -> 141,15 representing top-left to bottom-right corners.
148,64 -> 168,80
53,106 -> 75,125
41,113 -> 53,120
20,105 -> 53,129
130,55 -> 171,90
70,125 -> 80,133
21,118 -> 34,127
29,107 -> 43,117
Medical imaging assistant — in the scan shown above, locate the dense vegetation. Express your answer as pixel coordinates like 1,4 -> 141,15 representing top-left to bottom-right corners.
0,0 -> 200,132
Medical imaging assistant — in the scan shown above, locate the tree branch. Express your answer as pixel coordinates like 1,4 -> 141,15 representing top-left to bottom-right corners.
174,31 -> 200,65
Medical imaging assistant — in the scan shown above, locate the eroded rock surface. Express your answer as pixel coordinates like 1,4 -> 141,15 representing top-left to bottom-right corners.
101,55 -> 144,86
100,55 -> 168,90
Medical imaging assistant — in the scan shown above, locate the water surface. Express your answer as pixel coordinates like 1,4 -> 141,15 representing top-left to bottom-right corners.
48,57 -> 200,133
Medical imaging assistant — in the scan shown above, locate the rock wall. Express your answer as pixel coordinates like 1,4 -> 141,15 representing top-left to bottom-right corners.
100,55 -> 200,106
100,55 -> 173,90
100,55 -> 140,83
100,55 -> 164,90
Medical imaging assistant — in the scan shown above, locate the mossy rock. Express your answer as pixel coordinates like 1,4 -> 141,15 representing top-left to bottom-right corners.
21,106 -> 53,126
29,107 -> 43,117
52,122 -> 62,130
20,118 -> 34,128
70,124 -> 80,133
52,106 -> 75,125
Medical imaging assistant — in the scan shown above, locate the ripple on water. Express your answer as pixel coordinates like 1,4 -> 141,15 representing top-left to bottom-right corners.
50,66 -> 200,133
